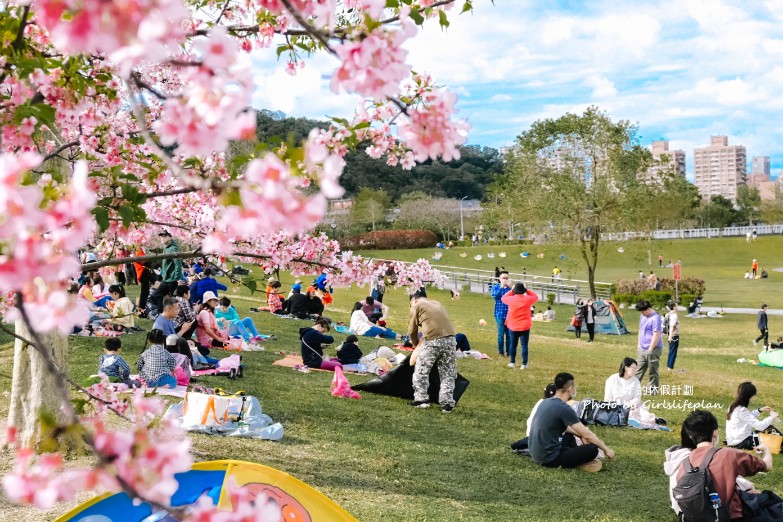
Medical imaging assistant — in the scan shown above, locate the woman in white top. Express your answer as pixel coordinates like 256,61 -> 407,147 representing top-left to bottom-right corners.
604,357 -> 657,425
726,381 -> 778,449
349,302 -> 400,340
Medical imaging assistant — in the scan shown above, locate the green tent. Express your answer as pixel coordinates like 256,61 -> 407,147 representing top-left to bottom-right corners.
566,299 -> 630,335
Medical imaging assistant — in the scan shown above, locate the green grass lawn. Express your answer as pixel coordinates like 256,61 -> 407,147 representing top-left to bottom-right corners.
0,241 -> 782,521
358,236 -> 783,308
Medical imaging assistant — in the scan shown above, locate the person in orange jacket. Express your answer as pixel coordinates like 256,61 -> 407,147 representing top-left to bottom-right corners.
134,246 -> 153,316
502,282 -> 539,369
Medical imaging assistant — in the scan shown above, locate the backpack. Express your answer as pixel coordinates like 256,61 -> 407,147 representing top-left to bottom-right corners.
673,447 -> 731,522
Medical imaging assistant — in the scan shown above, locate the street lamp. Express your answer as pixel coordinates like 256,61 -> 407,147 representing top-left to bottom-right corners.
460,196 -> 468,240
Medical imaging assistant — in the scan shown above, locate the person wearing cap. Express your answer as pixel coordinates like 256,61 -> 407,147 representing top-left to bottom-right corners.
754,304 -> 769,349
635,299 -> 663,393
165,334 -> 193,384
501,282 -> 539,369
408,291 -> 458,413
196,291 -> 229,348
282,284 -> 310,319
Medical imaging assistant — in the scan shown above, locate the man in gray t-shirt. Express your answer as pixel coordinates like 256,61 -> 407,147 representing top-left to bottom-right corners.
528,372 -> 616,469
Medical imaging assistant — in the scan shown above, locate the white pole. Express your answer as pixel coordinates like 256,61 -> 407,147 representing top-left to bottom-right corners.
460,196 -> 467,240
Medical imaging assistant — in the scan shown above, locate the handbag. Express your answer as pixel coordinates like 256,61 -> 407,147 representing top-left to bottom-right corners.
577,399 -> 629,427
571,316 -> 582,328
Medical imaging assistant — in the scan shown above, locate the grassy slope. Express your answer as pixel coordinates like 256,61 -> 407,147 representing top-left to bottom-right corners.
0,238 -> 781,521
358,236 -> 783,308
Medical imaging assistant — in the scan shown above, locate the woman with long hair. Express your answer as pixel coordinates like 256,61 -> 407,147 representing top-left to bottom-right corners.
349,301 -> 400,340
726,381 -> 778,449
604,357 -> 660,425
196,291 -> 229,348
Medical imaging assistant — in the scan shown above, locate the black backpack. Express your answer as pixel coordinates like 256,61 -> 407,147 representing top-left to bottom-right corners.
673,447 -> 731,522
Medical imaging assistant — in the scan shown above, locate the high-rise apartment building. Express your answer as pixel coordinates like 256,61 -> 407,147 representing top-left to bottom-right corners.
748,156 -> 771,186
693,136 -> 746,203
645,140 -> 686,182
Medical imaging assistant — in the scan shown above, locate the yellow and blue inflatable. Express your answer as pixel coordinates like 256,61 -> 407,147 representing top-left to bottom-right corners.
56,460 -> 358,522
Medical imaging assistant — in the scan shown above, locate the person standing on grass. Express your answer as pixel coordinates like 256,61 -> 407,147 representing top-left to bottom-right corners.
664,300 -> 680,371
635,300 -> 663,394
408,290 -> 458,413
491,271 -> 512,356
528,372 -> 615,472
658,254 -> 663,268
580,298 -> 597,343
502,282 -> 539,369
149,232 -> 183,314
752,258 -> 759,277
572,300 -> 584,339
754,304 -> 769,349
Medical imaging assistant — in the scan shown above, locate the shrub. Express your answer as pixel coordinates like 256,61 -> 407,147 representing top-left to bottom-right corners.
614,277 -> 706,298
639,290 -> 673,309
680,293 -> 697,307
546,293 -> 556,307
612,294 -> 637,307
342,230 -> 438,250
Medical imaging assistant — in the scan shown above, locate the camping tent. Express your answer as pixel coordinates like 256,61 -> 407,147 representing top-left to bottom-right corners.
565,299 -> 630,335
56,460 -> 357,522
353,354 -> 470,404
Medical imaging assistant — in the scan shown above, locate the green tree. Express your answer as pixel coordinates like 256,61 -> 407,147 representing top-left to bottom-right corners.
760,186 -> 783,223
498,106 -> 650,297
698,195 -> 737,228
736,185 -> 762,225
351,187 -> 392,231
394,196 -> 463,240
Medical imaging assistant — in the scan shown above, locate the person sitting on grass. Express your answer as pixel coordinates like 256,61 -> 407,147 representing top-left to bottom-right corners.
78,277 -> 95,302
675,410 -> 773,521
336,334 -> 363,366
726,381 -> 779,450
174,285 -> 199,339
350,301 -> 401,340
511,383 -> 557,452
98,338 -> 140,388
258,281 -> 284,314
108,284 -> 135,330
282,284 -> 310,319
528,372 -> 615,472
604,357 -> 665,426
300,318 -> 342,371
362,296 -> 389,324
215,297 -> 262,342
165,334 -> 193,385
305,287 -> 325,317
137,329 -> 177,388
196,291 -> 229,348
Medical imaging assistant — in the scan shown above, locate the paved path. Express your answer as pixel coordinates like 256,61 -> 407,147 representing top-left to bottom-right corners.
700,307 -> 783,316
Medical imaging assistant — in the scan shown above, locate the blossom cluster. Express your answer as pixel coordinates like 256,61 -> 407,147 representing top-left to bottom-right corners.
0,155 -> 95,333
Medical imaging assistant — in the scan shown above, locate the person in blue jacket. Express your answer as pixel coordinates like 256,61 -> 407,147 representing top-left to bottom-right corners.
191,268 -> 226,305
490,271 -> 512,357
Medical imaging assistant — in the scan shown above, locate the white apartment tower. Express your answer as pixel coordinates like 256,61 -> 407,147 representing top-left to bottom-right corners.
646,140 -> 686,182
693,136 -> 746,203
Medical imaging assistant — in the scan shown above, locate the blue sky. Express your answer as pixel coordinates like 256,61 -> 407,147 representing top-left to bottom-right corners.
250,0 -> 783,180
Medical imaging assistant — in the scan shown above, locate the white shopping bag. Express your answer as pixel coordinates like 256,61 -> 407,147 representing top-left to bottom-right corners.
182,392 -> 230,427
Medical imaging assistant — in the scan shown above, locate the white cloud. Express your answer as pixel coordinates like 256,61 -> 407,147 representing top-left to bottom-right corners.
584,75 -> 617,99
490,94 -> 513,102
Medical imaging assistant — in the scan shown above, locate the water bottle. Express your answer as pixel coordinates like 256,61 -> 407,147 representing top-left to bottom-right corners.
709,492 -> 721,510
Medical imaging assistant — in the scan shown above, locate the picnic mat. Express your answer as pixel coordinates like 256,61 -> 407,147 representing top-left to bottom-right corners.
272,354 -> 365,374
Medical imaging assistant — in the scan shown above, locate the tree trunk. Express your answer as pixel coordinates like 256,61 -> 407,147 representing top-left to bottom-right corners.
647,234 -> 652,266
7,321 -> 68,448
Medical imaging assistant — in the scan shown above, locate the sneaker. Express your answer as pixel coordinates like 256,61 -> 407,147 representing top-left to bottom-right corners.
249,307 -> 260,312
507,363 -> 515,368
442,404 -> 454,413
409,401 -> 430,409
520,364 -> 528,369
578,459 -> 603,473
754,340 -> 758,346
400,335 -> 411,342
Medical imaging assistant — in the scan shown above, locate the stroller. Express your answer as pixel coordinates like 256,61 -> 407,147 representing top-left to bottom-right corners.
687,296 -> 703,316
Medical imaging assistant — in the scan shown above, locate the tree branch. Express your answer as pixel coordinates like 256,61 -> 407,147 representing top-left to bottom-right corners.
379,0 -> 456,24
142,186 -> 202,199
279,0 -> 335,53
82,251 -> 205,271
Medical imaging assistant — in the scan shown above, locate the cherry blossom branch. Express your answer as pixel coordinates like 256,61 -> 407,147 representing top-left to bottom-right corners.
379,0 -> 456,24
233,251 -> 334,270
142,187 -> 202,199
107,217 -> 194,232
81,251 -> 204,271
41,140 -> 80,163
214,0 -> 231,25
130,71 -> 169,101
279,0 -> 335,53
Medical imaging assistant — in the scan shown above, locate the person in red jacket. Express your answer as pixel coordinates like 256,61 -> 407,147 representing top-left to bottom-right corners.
502,282 -> 539,369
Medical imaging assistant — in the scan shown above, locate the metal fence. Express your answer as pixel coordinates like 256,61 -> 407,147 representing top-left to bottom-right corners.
601,224 -> 783,242
378,259 -> 613,304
